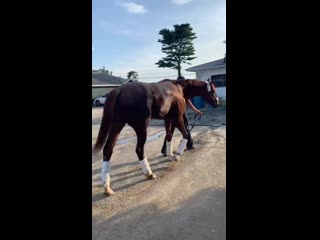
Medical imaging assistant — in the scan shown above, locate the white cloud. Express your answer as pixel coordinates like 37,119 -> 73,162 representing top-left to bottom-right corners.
120,2 -> 148,14
92,47 -> 95,52
172,0 -> 192,5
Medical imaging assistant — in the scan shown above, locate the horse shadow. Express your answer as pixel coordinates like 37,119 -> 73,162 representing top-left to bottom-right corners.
92,155 -> 173,202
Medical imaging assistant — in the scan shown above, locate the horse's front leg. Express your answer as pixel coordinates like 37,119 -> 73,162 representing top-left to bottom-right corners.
164,119 -> 176,161
173,115 -> 189,161
162,113 -> 194,155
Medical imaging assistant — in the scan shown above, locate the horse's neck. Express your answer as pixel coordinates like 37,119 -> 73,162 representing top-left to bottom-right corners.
182,84 -> 206,99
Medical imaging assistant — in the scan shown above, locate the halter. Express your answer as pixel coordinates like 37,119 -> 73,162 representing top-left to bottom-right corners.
206,81 -> 212,92
207,80 -> 219,102
206,80 -> 215,97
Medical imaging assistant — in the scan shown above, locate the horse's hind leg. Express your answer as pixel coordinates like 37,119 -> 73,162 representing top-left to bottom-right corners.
132,122 -> 156,180
101,122 -> 125,196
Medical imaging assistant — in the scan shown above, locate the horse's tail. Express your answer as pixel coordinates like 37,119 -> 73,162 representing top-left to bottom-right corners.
92,88 -> 120,155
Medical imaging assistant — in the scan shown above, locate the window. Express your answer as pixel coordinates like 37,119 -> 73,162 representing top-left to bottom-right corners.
211,74 -> 226,87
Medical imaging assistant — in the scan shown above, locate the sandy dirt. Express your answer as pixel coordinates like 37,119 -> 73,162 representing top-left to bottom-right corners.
92,107 -> 226,240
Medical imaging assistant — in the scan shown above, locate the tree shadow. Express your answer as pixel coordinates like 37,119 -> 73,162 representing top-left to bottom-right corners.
112,178 -> 150,192
111,168 -> 139,177
92,161 -> 137,175
92,192 -> 106,203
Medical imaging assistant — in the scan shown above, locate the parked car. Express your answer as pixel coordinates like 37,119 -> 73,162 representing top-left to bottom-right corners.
93,94 -> 108,107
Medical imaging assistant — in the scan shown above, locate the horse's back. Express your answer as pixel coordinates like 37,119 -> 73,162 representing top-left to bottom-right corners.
116,82 -> 153,120
111,81 -> 185,122
118,82 -> 151,105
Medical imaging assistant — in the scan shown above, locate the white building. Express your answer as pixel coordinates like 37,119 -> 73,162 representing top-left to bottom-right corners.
186,58 -> 226,107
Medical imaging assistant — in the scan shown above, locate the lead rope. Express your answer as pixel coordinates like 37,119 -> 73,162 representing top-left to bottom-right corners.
187,113 -> 202,132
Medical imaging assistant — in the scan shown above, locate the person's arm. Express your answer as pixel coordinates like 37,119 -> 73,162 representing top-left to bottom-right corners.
186,99 -> 203,115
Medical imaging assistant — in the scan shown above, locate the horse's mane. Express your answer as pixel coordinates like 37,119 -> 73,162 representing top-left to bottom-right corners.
157,79 -> 207,99
159,79 -> 206,88
175,79 -> 206,88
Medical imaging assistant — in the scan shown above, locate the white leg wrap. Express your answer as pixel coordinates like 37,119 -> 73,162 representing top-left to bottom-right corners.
139,157 -> 152,176
176,138 -> 188,155
166,141 -> 173,160
101,161 -> 111,187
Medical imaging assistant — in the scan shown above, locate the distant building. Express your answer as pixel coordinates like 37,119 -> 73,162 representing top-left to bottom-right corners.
92,69 -> 135,99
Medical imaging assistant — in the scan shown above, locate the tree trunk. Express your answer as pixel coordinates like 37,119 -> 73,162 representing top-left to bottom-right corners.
177,65 -> 181,78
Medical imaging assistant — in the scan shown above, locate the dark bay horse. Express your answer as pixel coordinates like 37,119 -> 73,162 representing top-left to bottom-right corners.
92,79 -> 219,196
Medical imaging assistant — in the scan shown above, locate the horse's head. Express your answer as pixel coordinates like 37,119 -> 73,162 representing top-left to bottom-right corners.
175,79 -> 220,108
203,81 -> 220,108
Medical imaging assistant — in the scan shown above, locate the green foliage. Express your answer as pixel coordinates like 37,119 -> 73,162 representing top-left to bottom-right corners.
155,23 -> 197,77
127,71 -> 138,80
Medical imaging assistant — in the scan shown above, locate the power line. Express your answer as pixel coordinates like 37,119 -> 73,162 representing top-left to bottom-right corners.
138,73 -> 195,80
94,68 -> 194,76
113,71 -> 194,76
92,68 -> 195,79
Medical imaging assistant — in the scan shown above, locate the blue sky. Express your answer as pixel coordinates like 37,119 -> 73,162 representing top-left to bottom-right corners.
92,0 -> 226,82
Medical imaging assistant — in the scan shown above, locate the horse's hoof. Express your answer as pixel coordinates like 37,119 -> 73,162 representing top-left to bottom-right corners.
168,156 -> 175,161
173,155 -> 180,161
104,187 -> 114,197
145,173 -> 156,179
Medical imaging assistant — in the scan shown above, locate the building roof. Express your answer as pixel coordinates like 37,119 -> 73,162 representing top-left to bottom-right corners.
185,58 -> 226,72
92,72 -> 129,85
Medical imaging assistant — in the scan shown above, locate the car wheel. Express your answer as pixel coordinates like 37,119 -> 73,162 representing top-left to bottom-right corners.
95,100 -> 101,107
